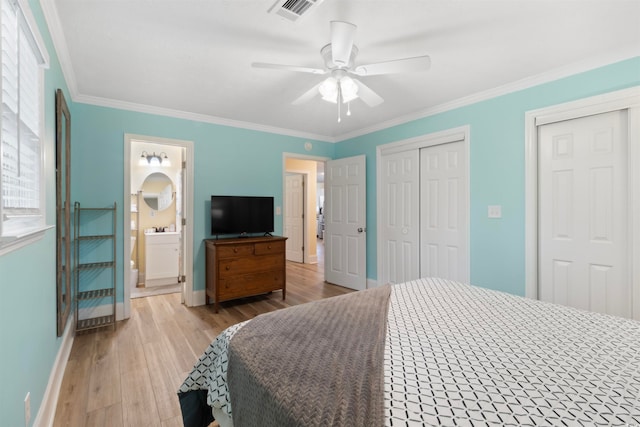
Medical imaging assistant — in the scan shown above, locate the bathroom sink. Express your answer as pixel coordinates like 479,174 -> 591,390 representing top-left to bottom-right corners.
144,230 -> 180,235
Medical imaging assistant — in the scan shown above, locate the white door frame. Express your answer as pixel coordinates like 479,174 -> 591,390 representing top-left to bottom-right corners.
123,134 -> 195,319
283,152 -> 330,265
524,86 -> 640,320
376,125 -> 470,285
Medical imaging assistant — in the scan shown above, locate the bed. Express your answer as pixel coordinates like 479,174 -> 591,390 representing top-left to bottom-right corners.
178,277 -> 640,427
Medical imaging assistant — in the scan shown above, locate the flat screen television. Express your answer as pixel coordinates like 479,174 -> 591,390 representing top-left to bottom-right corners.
211,195 -> 274,236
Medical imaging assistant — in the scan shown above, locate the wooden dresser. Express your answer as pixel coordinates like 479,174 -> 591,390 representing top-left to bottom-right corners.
205,236 -> 287,312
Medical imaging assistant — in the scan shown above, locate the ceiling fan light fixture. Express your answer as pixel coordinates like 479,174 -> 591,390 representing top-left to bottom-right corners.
319,76 -> 358,104
340,76 -> 358,103
319,77 -> 338,103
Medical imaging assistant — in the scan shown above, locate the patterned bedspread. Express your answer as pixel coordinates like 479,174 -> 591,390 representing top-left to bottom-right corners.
179,278 -> 640,426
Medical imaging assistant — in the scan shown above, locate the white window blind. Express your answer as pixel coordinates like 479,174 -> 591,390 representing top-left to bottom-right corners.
1,0 -> 46,240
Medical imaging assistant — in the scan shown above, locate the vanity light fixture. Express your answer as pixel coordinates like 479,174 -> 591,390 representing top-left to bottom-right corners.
139,151 -> 171,167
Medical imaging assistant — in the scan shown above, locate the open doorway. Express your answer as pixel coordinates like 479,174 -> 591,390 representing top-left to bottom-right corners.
283,154 -> 328,270
123,134 -> 194,319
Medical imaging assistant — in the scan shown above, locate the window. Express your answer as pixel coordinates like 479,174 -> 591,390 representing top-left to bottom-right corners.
0,0 -> 49,252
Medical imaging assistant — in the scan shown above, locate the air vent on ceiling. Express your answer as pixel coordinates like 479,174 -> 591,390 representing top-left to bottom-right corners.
268,0 -> 325,22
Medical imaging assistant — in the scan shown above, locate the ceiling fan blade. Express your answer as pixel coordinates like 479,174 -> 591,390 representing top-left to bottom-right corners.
330,21 -> 357,67
292,82 -> 322,105
252,62 -> 326,75
353,55 -> 431,76
353,79 -> 383,107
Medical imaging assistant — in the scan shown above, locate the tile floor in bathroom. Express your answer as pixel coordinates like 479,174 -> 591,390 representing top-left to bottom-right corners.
130,283 -> 182,299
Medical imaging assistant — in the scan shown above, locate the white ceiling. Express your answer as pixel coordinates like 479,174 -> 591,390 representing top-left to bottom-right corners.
43,0 -> 640,142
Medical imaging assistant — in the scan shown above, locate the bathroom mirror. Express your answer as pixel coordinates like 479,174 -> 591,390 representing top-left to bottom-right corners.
55,89 -> 71,337
141,172 -> 174,211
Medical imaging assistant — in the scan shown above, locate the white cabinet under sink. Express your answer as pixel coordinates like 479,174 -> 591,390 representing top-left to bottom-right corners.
145,232 -> 180,287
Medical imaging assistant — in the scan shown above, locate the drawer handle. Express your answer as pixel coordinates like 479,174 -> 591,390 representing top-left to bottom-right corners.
233,248 -> 238,253
225,266 -> 230,271
267,245 -> 271,249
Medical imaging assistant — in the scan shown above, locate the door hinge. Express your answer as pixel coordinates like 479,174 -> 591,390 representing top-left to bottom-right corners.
182,218 -> 186,226
178,275 -> 186,283
182,160 -> 186,169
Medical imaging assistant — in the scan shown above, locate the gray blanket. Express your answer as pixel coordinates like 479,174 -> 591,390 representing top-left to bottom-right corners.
227,284 -> 391,427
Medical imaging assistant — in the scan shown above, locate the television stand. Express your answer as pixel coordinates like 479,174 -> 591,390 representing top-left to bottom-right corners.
204,235 -> 287,313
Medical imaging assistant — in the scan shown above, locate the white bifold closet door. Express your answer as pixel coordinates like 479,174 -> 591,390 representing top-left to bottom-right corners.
419,141 -> 468,282
538,110 -> 630,318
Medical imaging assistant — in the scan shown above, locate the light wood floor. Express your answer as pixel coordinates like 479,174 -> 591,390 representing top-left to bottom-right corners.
53,256 -> 351,426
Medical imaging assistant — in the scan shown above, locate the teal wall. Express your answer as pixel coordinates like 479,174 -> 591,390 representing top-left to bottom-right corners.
71,104 -> 335,302
0,1 -> 73,426
336,56 -> 640,296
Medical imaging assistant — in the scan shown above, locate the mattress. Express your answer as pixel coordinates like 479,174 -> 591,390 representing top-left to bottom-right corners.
179,278 -> 640,426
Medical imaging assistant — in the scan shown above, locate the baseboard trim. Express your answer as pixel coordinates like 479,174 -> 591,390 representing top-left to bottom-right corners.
33,313 -> 75,427
193,289 -> 207,306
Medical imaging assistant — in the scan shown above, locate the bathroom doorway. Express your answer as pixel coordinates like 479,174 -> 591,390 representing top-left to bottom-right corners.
123,134 -> 194,319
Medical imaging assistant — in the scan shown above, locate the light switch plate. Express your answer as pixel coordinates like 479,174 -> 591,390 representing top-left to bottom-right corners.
488,205 -> 502,218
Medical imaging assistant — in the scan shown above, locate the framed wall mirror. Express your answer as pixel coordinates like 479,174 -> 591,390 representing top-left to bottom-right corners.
141,172 -> 174,211
56,89 -> 71,336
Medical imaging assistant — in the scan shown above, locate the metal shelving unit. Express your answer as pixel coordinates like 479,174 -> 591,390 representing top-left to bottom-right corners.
74,202 -> 117,332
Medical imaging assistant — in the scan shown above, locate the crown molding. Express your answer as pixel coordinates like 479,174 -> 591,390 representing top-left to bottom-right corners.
335,48 -> 640,142
40,0 -> 79,97
74,93 -> 336,142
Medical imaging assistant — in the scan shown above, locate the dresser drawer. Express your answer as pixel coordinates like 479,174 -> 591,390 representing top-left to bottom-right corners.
219,270 -> 285,300
218,254 -> 282,278
254,240 -> 285,255
216,244 -> 254,258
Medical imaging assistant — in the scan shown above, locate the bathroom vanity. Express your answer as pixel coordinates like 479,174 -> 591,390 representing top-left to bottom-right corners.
145,231 -> 180,287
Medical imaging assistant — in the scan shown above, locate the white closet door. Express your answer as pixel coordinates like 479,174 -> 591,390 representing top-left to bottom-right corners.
379,149 -> 420,285
419,141 -> 468,282
539,110 -> 630,317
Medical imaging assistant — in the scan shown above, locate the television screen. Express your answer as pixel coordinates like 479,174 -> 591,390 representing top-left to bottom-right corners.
211,196 -> 274,236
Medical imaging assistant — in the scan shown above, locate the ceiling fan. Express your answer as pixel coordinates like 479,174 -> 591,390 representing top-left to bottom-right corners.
252,21 -> 431,122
